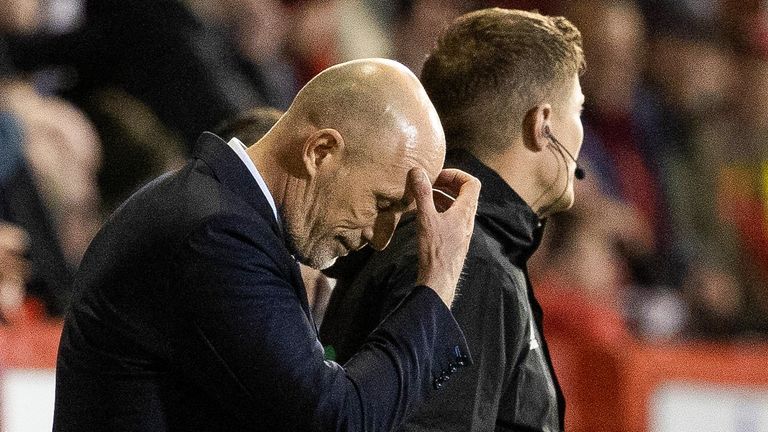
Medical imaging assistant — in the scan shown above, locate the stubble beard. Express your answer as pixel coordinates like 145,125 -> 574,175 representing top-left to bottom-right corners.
280,207 -> 337,270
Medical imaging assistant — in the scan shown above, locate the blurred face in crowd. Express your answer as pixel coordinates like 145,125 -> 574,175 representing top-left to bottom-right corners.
567,0 -> 645,114
0,0 -> 39,33
651,36 -> 734,115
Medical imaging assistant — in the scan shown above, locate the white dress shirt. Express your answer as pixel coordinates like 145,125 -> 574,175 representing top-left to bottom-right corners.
226,137 -> 279,223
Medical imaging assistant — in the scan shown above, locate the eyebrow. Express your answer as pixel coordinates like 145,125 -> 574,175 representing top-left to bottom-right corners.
383,192 -> 412,210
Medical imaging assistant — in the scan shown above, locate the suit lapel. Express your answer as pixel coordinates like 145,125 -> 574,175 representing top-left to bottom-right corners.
191,132 -> 315,328
192,132 -> 281,236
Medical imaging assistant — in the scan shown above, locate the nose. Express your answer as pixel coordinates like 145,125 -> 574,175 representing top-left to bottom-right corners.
364,211 -> 402,251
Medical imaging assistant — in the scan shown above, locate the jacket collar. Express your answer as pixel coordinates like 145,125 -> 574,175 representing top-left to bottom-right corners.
445,149 -> 544,263
192,132 -> 282,237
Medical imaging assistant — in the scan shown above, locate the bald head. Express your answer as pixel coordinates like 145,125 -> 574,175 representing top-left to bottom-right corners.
280,58 -> 445,177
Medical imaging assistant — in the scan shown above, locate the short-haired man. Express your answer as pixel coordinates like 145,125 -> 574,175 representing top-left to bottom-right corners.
321,9 -> 586,431
53,59 -> 481,431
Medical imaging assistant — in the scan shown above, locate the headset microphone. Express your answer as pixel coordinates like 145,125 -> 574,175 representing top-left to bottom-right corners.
544,126 -> 585,180
574,166 -> 585,180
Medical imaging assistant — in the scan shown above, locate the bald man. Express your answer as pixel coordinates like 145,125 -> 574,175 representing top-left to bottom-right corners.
53,59 -> 480,431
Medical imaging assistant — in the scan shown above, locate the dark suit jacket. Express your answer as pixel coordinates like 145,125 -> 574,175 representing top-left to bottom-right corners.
53,133 -> 471,431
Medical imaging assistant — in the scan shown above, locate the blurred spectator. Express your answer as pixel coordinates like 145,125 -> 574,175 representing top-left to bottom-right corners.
5,83 -> 102,263
287,0 -> 392,84
641,4 -> 753,337
5,0 -> 284,147
390,0 -> 478,73
531,0 -> 761,340
0,223 -> 29,320
5,0 -> 309,209
717,34 -> 768,335
81,88 -> 186,211
289,1 -> 343,82
1,81 -> 102,317
196,0 -> 299,109
1,0 -> 102,317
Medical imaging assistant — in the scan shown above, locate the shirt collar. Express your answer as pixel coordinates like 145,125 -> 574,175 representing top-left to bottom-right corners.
226,137 -> 279,223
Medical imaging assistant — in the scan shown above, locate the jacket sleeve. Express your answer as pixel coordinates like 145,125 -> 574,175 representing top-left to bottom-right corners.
172,214 -> 471,431
400,258 -> 528,432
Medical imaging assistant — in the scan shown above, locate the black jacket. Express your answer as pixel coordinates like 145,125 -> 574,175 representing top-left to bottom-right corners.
54,133 -> 471,431
320,149 -> 565,431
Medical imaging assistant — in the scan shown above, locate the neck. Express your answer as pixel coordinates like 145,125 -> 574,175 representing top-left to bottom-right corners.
477,142 -> 546,216
246,134 -> 290,210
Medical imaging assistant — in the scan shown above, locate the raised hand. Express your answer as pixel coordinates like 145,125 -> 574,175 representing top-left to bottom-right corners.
407,167 -> 480,307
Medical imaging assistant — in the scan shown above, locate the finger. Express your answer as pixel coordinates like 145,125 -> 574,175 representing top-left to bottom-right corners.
433,169 -> 480,210
407,167 -> 436,215
431,168 -> 472,192
432,188 -> 455,213
431,169 -> 478,199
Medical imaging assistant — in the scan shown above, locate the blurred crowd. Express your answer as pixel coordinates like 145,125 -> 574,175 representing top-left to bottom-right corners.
0,0 -> 766,341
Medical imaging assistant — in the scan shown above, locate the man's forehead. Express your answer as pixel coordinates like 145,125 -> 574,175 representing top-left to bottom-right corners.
376,164 -> 422,195
409,145 -> 444,177
366,144 -> 442,190
379,183 -> 415,209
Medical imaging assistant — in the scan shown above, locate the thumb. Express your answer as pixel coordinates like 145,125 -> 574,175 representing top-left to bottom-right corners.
407,167 -> 436,216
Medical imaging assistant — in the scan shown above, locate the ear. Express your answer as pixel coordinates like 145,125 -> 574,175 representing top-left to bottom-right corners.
522,104 -> 552,152
301,128 -> 345,178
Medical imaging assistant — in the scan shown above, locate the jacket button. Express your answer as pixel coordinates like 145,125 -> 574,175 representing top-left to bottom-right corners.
452,345 -> 463,358
433,379 -> 444,390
